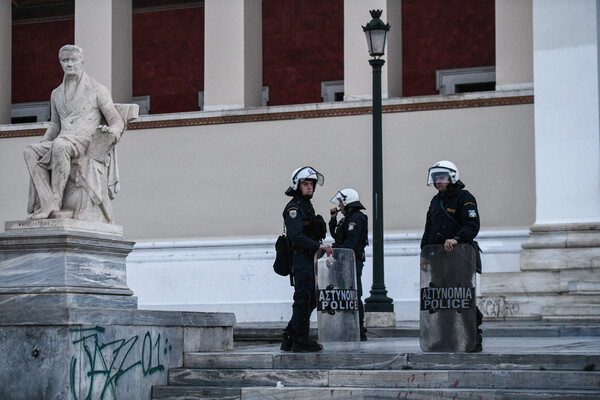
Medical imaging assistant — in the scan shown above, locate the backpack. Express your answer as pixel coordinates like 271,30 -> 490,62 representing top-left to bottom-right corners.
273,233 -> 292,276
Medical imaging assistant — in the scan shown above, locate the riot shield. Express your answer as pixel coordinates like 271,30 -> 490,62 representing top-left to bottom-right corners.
419,244 -> 477,352
315,248 -> 360,351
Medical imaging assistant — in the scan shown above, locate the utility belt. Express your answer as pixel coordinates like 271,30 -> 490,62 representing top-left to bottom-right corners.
292,248 -> 314,255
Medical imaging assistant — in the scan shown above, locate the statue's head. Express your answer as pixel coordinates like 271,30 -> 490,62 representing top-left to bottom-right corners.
58,45 -> 84,77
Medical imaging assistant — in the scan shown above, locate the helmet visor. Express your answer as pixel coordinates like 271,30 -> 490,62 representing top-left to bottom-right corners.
296,166 -> 324,187
427,167 -> 452,186
330,191 -> 345,205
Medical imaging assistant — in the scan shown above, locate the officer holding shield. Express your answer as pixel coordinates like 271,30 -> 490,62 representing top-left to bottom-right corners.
281,166 -> 333,353
421,160 -> 483,352
329,188 -> 369,341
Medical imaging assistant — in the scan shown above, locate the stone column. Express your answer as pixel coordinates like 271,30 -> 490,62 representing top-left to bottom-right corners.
495,0 -> 533,91
204,0 -> 262,111
0,0 -> 11,124
479,0 -> 600,321
523,0 -> 600,317
74,0 -> 132,103
344,0 -> 402,101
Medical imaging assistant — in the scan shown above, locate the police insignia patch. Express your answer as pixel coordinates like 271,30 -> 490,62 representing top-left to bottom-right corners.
348,223 -> 356,231
289,210 -> 297,218
468,210 -> 477,218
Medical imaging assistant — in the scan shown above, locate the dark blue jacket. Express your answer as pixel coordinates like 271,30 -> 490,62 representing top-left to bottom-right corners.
421,181 -> 480,249
283,196 -> 325,253
329,209 -> 368,262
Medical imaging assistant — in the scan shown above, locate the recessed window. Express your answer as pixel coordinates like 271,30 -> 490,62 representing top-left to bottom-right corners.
436,67 -> 496,95
321,80 -> 344,102
11,101 -> 50,123
133,95 -> 151,115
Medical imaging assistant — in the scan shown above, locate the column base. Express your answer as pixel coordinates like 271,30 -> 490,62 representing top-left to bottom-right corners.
480,222 -> 600,321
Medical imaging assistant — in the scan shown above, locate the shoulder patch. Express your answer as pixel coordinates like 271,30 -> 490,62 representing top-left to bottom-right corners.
468,210 -> 477,219
348,222 -> 356,231
288,208 -> 298,219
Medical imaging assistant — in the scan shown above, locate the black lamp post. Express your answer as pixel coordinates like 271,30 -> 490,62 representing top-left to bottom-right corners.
362,10 -> 394,313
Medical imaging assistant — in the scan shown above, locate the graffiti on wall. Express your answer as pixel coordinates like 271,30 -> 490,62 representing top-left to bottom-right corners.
69,326 -> 171,400
478,296 -> 520,319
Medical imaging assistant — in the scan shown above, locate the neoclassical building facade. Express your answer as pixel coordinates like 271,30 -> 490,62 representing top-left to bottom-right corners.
0,0 -> 598,323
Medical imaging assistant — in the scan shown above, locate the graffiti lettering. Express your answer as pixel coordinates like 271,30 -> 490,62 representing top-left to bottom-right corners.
69,326 -> 169,400
478,297 -> 520,319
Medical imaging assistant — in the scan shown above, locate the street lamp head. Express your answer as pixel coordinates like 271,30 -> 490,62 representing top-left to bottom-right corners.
362,9 -> 391,58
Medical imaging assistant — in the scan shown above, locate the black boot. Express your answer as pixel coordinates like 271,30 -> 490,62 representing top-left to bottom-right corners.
280,329 -> 293,352
292,336 -> 323,352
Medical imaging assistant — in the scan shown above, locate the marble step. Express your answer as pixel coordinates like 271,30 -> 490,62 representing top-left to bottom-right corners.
166,368 -> 600,390
152,385 -> 600,399
542,305 -> 600,321
234,322 -> 600,340
183,351 -> 600,371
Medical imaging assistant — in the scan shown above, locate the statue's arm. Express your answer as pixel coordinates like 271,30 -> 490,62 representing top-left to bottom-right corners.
97,87 -> 124,137
42,91 -> 61,141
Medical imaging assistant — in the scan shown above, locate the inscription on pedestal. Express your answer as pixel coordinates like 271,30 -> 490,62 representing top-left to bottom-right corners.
5,219 -> 123,236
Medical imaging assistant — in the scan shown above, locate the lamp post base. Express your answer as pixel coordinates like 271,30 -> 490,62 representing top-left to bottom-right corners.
365,311 -> 396,328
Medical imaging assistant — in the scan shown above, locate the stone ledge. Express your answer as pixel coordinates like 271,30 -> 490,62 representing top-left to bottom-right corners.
5,218 -> 123,236
529,222 -> 600,232
0,307 -> 236,327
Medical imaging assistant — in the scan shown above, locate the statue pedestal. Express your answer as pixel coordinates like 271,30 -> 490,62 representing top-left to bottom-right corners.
1,219 -> 136,309
0,219 -> 235,400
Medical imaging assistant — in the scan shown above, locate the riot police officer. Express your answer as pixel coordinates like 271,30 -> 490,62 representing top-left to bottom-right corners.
281,166 -> 333,352
421,160 -> 483,352
329,188 -> 369,341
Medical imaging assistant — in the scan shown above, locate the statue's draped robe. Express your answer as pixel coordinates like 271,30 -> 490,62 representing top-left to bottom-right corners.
27,72 -> 122,221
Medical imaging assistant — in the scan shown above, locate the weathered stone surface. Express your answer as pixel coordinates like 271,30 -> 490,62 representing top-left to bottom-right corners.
5,218 -> 123,236
168,368 -> 329,387
0,324 -> 183,400
184,352 -> 275,369
480,223 -> 600,321
365,311 -> 396,328
481,271 -> 560,294
0,226 -> 135,309
0,221 -> 236,399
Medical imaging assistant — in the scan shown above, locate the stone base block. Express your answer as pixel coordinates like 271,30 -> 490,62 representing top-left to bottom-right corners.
0,220 -> 135,308
5,218 -> 123,236
0,308 -> 235,400
478,294 -> 600,321
480,223 -> 600,320
365,312 -> 396,328
521,222 -> 600,270
0,293 -> 138,310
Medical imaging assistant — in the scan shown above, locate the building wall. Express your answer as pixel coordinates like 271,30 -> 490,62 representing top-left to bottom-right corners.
11,0 -> 495,112
0,91 -> 533,322
0,92 -> 534,241
11,20 -> 74,103
402,0 -> 496,96
133,7 -> 205,113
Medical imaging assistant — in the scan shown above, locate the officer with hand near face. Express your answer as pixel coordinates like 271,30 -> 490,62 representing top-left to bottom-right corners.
329,188 -> 369,341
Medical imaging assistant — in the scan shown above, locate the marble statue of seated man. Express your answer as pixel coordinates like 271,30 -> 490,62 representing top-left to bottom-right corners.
23,44 -> 136,224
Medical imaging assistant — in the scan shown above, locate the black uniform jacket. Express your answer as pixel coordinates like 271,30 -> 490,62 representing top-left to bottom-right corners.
284,195 -> 325,252
329,209 -> 368,259
420,181 -> 480,249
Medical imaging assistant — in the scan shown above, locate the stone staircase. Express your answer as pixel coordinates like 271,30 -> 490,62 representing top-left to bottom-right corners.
151,341 -> 600,399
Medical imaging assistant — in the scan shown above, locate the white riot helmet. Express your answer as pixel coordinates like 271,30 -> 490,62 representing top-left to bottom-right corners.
427,160 -> 459,186
285,166 -> 324,196
330,188 -> 365,210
